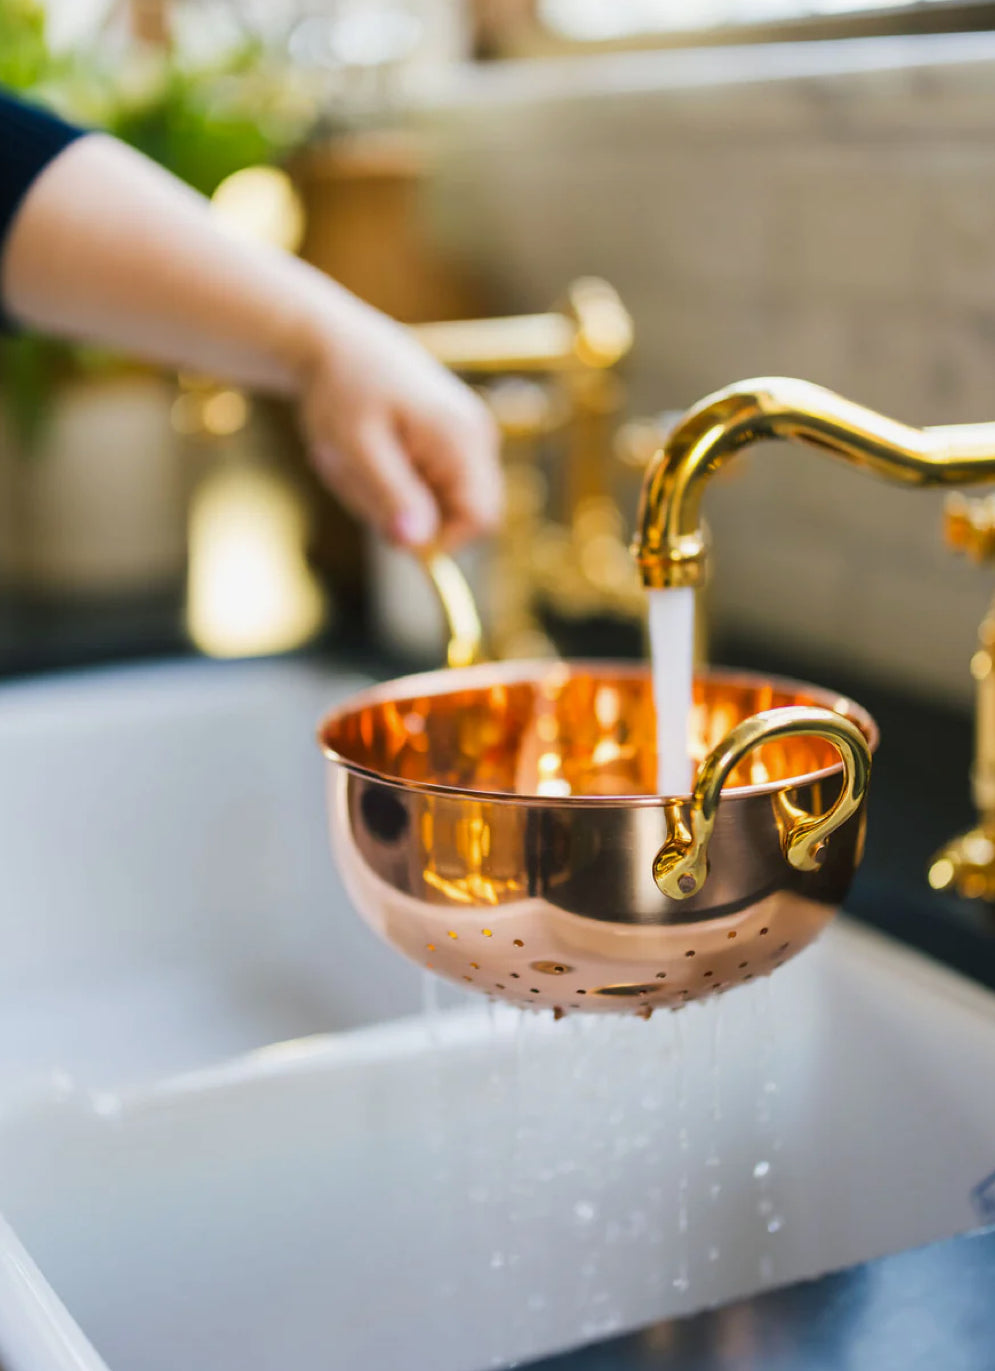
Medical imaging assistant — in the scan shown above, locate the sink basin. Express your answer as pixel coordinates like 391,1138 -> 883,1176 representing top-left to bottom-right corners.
0,658 -> 440,1094
0,923 -> 993,1371
0,658 -> 992,1371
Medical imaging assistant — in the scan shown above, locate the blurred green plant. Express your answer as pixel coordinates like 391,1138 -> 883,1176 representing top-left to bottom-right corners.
0,0 -> 317,452
0,0 -> 48,91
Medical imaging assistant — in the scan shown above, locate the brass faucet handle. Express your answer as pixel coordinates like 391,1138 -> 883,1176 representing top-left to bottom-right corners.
422,551 -> 486,670
412,278 -> 631,376
945,493 -> 995,562
563,278 -> 634,370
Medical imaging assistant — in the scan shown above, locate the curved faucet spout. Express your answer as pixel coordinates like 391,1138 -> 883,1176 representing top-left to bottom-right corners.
633,376 -> 995,589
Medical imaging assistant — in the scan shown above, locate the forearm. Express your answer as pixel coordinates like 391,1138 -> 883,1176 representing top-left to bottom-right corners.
0,116 -> 502,548
1,133 -> 341,395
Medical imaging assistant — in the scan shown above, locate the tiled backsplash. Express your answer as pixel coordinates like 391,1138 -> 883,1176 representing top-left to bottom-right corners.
417,32 -> 995,704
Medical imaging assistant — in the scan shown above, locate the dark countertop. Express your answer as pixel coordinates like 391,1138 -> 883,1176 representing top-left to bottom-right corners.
531,1224 -> 995,1371
2,593 -> 995,1371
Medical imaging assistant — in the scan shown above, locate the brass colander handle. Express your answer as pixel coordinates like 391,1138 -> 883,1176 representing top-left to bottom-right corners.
653,705 -> 872,901
422,552 -> 485,669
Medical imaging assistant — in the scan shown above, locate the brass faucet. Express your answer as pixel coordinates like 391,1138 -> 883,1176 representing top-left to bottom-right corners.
928,494 -> 995,901
634,376 -> 995,590
412,279 -> 650,657
634,376 -> 995,902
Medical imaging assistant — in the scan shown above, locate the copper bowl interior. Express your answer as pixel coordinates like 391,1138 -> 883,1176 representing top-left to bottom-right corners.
320,663 -> 876,800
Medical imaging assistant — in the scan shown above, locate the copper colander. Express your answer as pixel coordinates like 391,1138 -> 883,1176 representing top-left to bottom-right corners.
318,559 -> 876,1017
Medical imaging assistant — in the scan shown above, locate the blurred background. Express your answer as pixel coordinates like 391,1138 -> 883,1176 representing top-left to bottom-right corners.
4,0 -> 995,707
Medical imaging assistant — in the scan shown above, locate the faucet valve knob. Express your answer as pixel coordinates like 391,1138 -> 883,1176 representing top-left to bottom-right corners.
945,493 -> 995,562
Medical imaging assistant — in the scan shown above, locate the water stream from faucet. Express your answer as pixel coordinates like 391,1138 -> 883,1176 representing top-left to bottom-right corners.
647,587 -> 696,796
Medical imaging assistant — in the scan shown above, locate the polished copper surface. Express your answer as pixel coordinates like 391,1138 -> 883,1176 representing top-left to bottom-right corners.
320,664 -> 877,1017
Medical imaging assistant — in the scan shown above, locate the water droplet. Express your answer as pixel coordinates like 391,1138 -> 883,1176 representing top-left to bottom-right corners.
489,1251 -> 506,1269
753,1160 -> 770,1179
90,1092 -> 122,1118
708,1246 -> 720,1263
767,1216 -> 783,1234
574,1200 -> 597,1225
672,1274 -> 690,1293
50,1070 -> 76,1099
581,1314 -> 622,1340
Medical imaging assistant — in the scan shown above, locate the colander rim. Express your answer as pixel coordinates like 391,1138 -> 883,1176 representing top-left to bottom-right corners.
317,660 -> 879,808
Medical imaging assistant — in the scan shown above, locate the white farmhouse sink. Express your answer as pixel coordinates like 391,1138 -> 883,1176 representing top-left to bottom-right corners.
0,659 -> 431,1093
0,659 -> 991,1371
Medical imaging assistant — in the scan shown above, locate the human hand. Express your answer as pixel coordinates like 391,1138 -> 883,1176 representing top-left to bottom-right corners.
299,294 -> 503,550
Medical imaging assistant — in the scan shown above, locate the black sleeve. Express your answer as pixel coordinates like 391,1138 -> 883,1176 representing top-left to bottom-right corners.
0,86 -> 86,261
